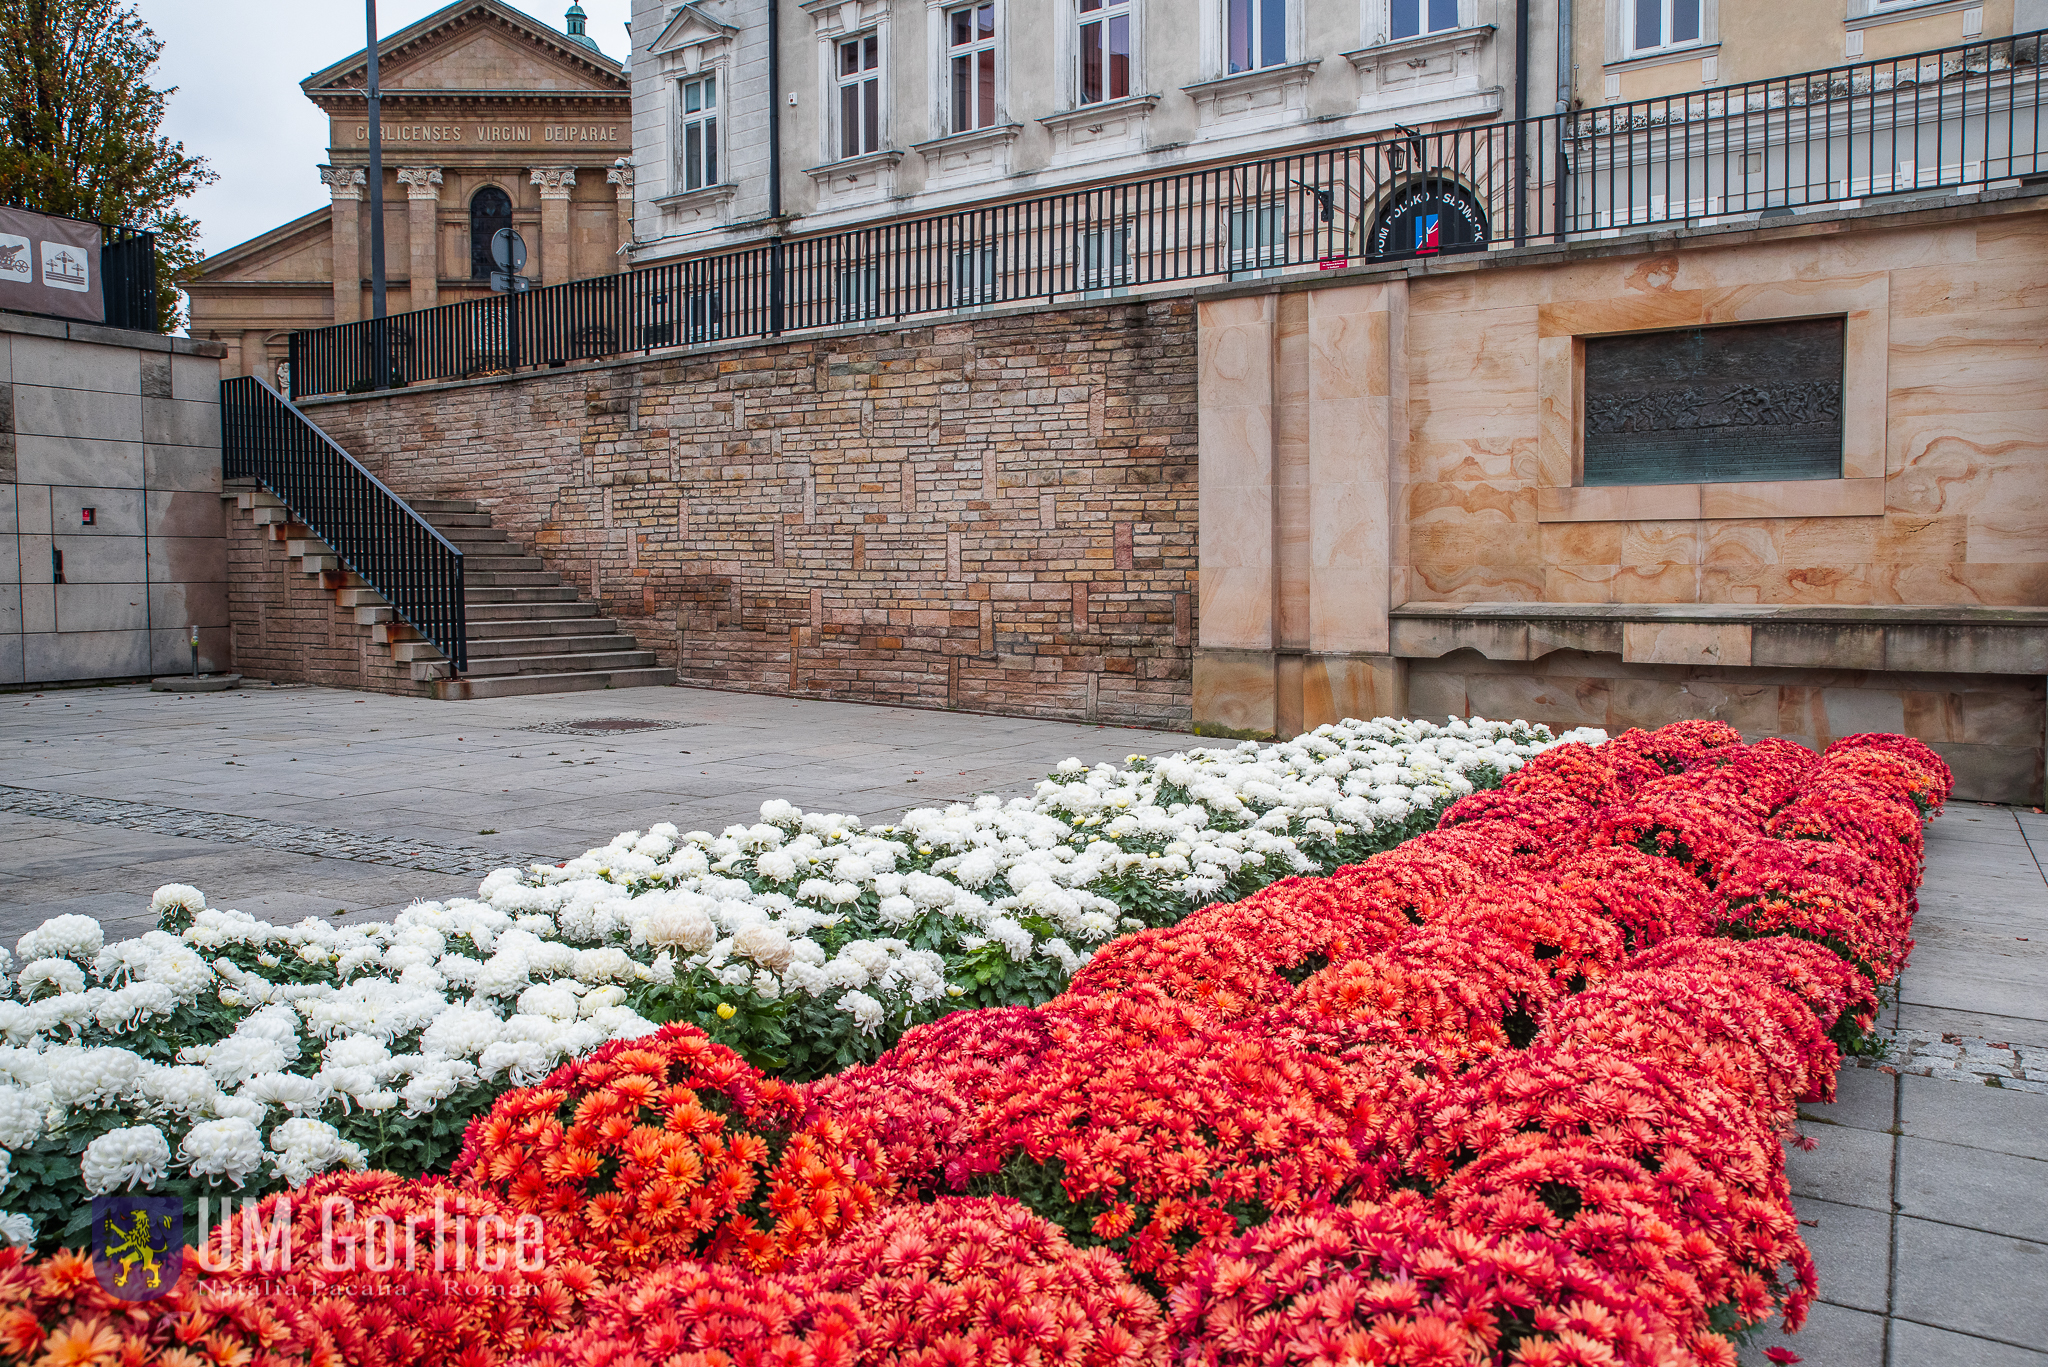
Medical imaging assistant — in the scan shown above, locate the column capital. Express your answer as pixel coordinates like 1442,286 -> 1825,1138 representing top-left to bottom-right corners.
396,166 -> 444,200
605,163 -> 634,192
318,165 -> 366,201
530,167 -> 578,199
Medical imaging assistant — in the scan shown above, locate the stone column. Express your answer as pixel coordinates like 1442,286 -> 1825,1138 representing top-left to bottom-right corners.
396,167 -> 444,311
530,167 -> 577,285
319,165 -> 366,324
606,163 -> 634,260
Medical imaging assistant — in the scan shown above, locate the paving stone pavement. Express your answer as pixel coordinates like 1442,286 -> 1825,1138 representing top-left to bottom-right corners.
0,681 -> 1196,943
1741,805 -> 2048,1367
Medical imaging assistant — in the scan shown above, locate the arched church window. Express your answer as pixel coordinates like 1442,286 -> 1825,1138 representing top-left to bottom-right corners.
469,186 -> 513,279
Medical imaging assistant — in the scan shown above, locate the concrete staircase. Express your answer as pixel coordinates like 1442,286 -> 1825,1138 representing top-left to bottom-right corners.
235,486 -> 673,700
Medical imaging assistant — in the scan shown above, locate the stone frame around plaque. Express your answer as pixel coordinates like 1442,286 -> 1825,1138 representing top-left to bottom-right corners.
1534,275 -> 1888,523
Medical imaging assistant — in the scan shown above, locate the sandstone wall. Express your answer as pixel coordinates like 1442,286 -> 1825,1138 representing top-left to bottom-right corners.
303,298 -> 1200,728
1195,192 -> 2048,801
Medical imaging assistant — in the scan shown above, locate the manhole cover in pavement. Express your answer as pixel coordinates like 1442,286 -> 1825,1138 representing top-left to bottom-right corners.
520,718 -> 700,735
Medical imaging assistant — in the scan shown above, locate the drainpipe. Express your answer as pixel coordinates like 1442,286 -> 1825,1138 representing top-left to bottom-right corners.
1556,0 -> 1573,110
366,0 -> 388,388
1513,0 -> 1530,243
768,0 -> 786,336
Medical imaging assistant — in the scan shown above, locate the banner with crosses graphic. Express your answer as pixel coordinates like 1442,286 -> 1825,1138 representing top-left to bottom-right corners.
0,205 -> 103,324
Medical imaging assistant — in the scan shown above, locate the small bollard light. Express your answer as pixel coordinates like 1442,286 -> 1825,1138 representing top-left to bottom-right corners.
190,623 -> 200,678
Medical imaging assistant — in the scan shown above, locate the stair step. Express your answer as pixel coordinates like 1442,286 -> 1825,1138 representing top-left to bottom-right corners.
466,570 -> 565,587
464,650 -> 659,677
439,528 -> 511,545
439,668 -> 676,700
391,641 -> 449,663
409,498 -> 481,514
463,555 -> 549,572
418,511 -> 494,528
468,615 -> 618,638
465,602 -> 600,622
465,585 -> 582,604
466,633 -> 641,658
301,555 -> 340,573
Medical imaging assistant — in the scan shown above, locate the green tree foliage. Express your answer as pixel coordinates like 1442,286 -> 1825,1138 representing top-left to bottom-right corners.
0,0 -> 212,331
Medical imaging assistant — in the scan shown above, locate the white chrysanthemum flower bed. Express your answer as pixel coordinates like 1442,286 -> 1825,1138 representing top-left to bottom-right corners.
0,715 -> 1594,1251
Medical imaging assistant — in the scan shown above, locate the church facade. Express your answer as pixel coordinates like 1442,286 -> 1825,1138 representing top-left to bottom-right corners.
187,1 -> 634,384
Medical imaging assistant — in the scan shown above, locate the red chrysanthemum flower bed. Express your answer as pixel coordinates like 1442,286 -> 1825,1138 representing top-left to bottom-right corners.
12,724 -> 1950,1367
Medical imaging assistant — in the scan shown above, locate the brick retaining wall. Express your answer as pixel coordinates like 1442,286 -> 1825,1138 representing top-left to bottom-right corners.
302,298 -> 1200,727
225,501 -> 425,697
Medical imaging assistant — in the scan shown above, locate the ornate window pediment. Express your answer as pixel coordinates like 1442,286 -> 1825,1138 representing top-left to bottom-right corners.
650,2 -> 739,68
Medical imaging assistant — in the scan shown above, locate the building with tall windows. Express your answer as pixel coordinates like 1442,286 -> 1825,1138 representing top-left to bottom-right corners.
625,0 -> 1526,262
187,0 -> 633,383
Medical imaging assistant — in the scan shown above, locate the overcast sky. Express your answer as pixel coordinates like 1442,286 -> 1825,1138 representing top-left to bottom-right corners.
139,0 -> 633,260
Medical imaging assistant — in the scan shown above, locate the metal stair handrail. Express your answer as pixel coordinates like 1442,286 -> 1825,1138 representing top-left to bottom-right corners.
220,374 -> 467,671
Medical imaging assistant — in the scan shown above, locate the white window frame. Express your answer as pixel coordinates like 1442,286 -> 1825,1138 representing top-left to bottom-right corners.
1076,0 -> 1136,105
1384,0 -> 1463,41
1228,202 -> 1287,272
952,244 -> 1000,305
943,1 -> 1002,134
1617,0 -> 1712,57
838,263 -> 880,321
1224,0 -> 1291,73
1079,222 -> 1133,293
675,71 -> 722,192
684,288 -> 724,343
835,28 -> 885,159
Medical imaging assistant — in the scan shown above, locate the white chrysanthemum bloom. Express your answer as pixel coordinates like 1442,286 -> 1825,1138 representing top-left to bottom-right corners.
419,1005 -> 505,1059
986,917 -> 1035,962
82,1124 -> 171,1194
875,895 -> 918,928
577,984 -> 628,1017
571,947 -> 637,984
134,1064 -> 222,1121
180,1117 -> 266,1186
268,1118 -> 367,1188
16,958 -> 86,998
517,983 -> 581,1022
17,915 -> 104,967
732,923 -> 793,972
46,1047 -> 144,1110
151,884 -> 206,919
1054,758 -> 1086,775
239,1071 -> 330,1116
953,850 -> 1000,888
0,1213 -> 33,1247
91,982 -> 177,1033
838,989 -> 884,1033
0,1087 -> 45,1148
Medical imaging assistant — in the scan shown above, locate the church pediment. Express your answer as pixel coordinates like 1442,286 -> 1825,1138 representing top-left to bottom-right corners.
649,3 -> 739,58
303,0 -> 627,106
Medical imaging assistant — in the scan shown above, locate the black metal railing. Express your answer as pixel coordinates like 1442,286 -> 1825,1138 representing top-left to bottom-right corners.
101,229 -> 158,331
290,29 -> 2045,397
221,374 -> 466,670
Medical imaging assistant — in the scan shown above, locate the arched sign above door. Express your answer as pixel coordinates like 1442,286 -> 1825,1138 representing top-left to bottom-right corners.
1366,179 -> 1489,260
